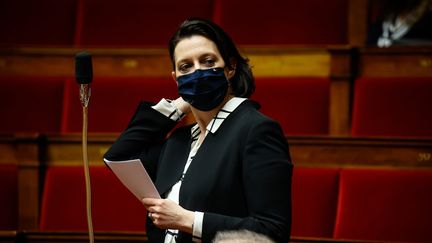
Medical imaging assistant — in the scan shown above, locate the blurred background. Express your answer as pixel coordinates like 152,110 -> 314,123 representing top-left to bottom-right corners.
0,0 -> 431,242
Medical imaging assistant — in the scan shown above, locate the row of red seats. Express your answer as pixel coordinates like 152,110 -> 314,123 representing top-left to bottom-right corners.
40,166 -> 432,243
0,0 -> 347,46
1,76 -> 431,137
3,165 -> 431,242
352,77 -> 432,137
293,167 -> 432,242
0,164 -> 145,231
0,76 -> 175,134
39,166 -> 147,232
0,76 -> 329,136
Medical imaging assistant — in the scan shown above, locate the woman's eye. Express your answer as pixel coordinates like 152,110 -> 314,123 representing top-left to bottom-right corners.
203,59 -> 215,66
179,63 -> 191,73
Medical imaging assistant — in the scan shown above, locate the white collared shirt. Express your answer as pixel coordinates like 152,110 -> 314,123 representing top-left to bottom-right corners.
152,97 -> 247,243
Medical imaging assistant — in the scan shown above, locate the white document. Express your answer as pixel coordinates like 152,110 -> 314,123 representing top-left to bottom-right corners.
105,159 -> 160,200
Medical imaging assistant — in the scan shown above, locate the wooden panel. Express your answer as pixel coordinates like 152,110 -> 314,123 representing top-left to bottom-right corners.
329,48 -> 352,135
359,47 -> 432,77
43,134 -> 114,167
15,137 -> 41,230
41,134 -> 432,168
0,48 -> 171,78
0,134 -> 42,230
0,135 -> 41,230
0,47 -> 333,78
0,136 -> 18,165
0,231 -> 17,243
12,231 -> 385,243
329,48 -> 351,79
329,80 -> 351,136
290,136 -> 432,168
21,231 -> 147,243
243,47 -> 330,77
348,0 -> 368,46
0,54 -> 75,77
3,134 -> 432,168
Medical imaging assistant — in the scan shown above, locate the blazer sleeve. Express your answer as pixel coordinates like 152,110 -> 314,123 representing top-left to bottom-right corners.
202,119 -> 293,243
104,101 -> 178,179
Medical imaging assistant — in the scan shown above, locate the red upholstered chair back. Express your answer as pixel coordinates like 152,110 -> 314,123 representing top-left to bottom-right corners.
352,77 -> 432,138
252,77 -> 330,135
75,0 -> 214,47
61,77 -> 178,133
0,76 -> 65,134
0,164 -> 18,230
334,168 -> 432,242
291,167 -> 339,238
214,0 -> 347,45
40,166 -> 146,231
0,0 -> 76,46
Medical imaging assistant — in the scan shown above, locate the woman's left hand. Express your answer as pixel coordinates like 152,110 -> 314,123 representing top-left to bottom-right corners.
142,198 -> 195,233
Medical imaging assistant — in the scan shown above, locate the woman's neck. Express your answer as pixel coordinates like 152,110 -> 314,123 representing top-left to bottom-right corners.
191,95 -> 234,135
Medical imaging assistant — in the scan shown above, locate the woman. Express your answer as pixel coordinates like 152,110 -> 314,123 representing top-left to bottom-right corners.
104,18 -> 292,243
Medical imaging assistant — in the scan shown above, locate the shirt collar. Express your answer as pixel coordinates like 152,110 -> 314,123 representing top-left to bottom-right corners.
190,97 -> 247,136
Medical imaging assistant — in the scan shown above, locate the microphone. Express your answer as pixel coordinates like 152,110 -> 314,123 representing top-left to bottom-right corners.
75,51 -> 93,107
75,51 -> 94,243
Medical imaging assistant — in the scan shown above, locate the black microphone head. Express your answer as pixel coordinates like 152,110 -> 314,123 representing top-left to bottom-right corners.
75,51 -> 93,84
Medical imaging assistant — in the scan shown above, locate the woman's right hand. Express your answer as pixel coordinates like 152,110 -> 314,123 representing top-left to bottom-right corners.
173,97 -> 191,115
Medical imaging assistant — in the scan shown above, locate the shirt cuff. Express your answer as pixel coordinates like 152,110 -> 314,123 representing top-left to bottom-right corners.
193,211 -> 204,240
151,98 -> 185,121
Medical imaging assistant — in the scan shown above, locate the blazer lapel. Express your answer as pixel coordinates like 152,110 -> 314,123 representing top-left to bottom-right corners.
155,128 -> 192,196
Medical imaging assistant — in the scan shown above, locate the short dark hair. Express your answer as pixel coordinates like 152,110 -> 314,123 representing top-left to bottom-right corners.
168,18 -> 255,98
213,230 -> 275,243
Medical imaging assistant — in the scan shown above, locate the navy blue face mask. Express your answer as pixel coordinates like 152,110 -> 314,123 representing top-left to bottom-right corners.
177,68 -> 229,111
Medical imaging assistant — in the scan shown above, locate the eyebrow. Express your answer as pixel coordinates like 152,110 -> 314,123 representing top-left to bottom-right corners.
176,52 -> 218,65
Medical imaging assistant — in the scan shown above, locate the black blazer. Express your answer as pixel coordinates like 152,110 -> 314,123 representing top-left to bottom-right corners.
104,100 -> 293,243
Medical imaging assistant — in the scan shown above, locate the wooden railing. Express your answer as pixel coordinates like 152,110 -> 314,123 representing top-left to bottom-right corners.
2,134 -> 429,168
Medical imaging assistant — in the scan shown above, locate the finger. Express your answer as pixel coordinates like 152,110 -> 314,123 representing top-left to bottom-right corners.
142,198 -> 159,206
149,212 -> 162,226
147,206 -> 160,214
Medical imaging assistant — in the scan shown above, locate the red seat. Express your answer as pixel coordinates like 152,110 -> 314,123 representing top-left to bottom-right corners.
40,166 -> 147,231
0,164 -> 18,230
75,0 -> 214,47
291,167 -> 339,238
0,77 -> 65,134
252,77 -> 330,135
214,0 -> 347,45
352,77 -> 432,138
61,77 -> 178,133
334,168 -> 432,242
0,0 -> 76,46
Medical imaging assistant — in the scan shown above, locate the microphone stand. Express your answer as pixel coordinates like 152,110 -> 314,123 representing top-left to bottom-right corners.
80,84 -> 94,243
